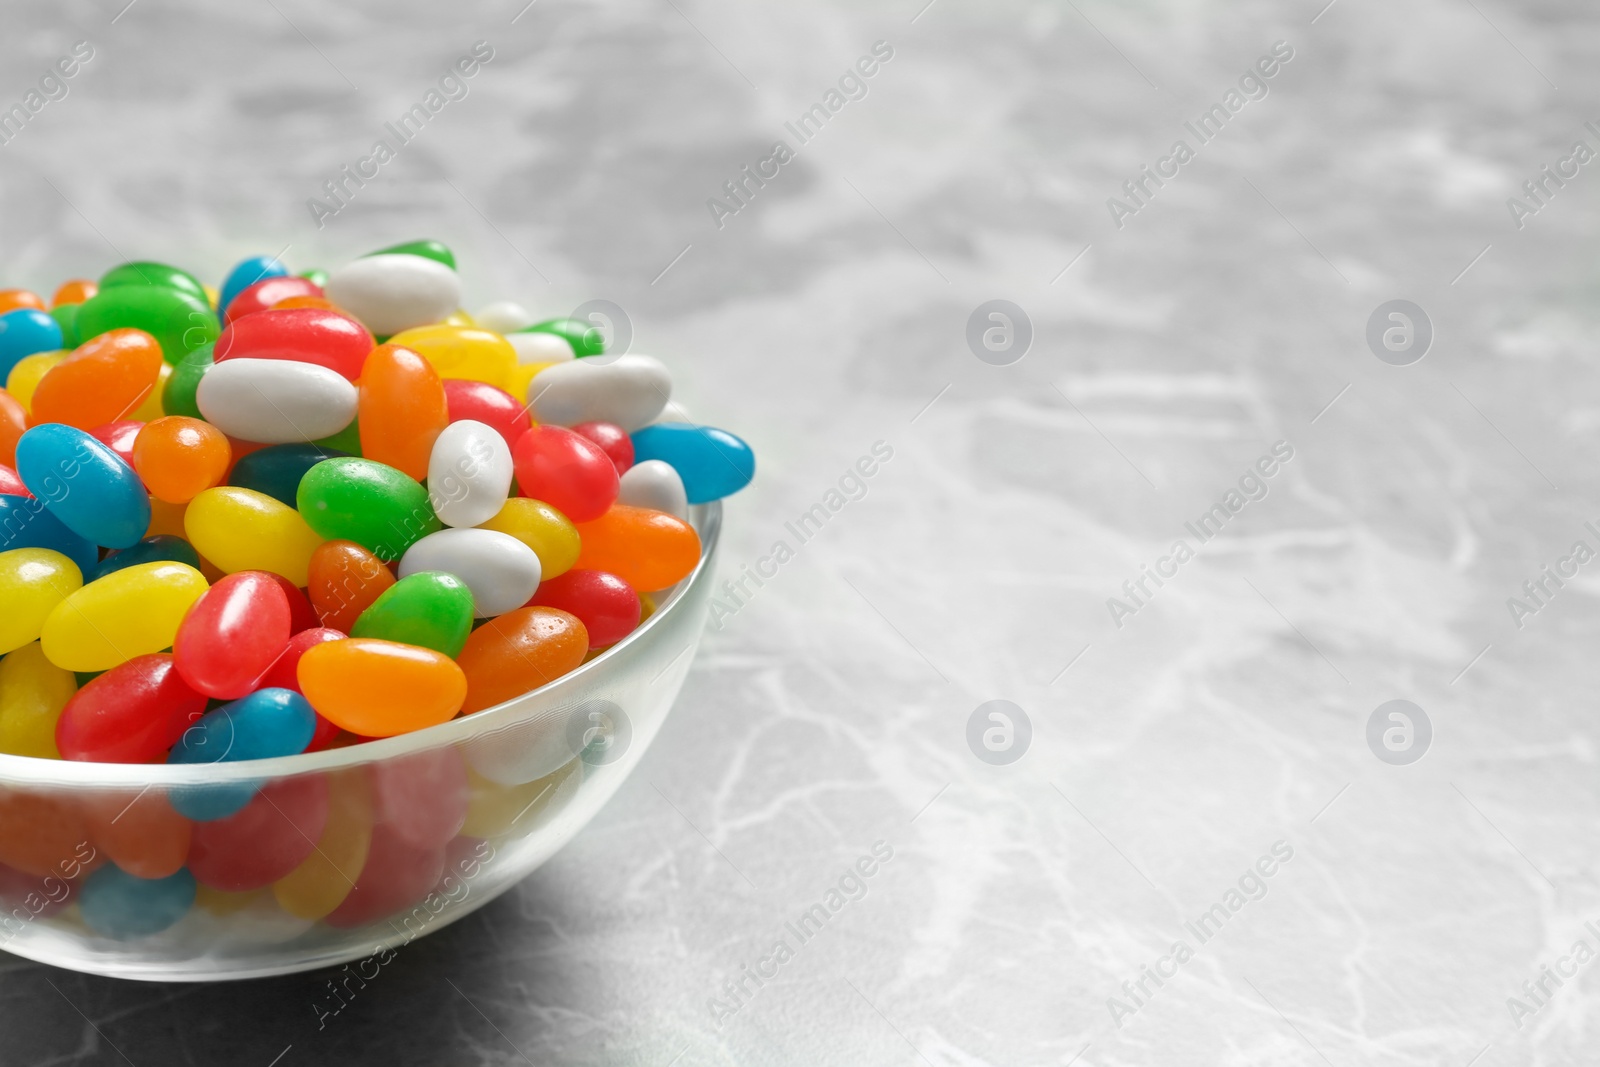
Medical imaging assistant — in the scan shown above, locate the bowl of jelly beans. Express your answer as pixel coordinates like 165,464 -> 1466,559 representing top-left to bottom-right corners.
0,241 -> 750,979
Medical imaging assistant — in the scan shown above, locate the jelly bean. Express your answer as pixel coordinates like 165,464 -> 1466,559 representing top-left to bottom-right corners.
297,457 -> 439,560
630,423 -> 754,503
0,548 -> 83,655
429,420 -> 513,528
371,748 -> 468,849
518,316 -> 604,357
507,330 -> 574,364
134,363 -> 170,422
359,343 -> 448,480
6,350 -> 64,412
192,884 -> 264,915
300,268 -> 330,287
185,487 -> 323,585
505,360 -> 548,406
0,309 -> 64,379
0,789 -> 86,876
79,865 -> 195,939
51,280 -> 97,308
323,820 -> 445,929
167,686 -> 316,767
442,378 -> 529,449
161,343 -> 212,421
273,768 -> 371,919
0,463 -> 27,496
511,424 -> 619,523
49,304 -> 80,348
16,423 -> 151,549
573,420 -> 634,474
617,458 -> 689,521
387,324 -> 516,389
217,255 -> 289,319
574,505 -> 701,592
131,416 -> 230,504
474,301 -> 534,334
223,275 -> 324,323
0,393 -> 20,468
227,442 -> 346,507
82,790 -> 191,880
470,498 -> 580,580
270,573 -> 320,633
30,327 -> 164,430
307,540 -> 395,633
297,638 -> 467,737
214,307 -> 373,381
529,570 -> 641,648
528,354 -> 671,431
98,260 -> 207,301
93,534 -> 201,581
88,420 -> 143,468
55,654 -> 208,763
41,561 -> 208,672
311,418 -> 363,457
351,571 -> 474,657
257,627 -> 345,693
457,607 -> 589,713
74,285 -> 218,365
367,239 -> 456,270
0,290 -> 44,314
462,760 -> 579,838
0,642 -> 77,757
173,572 -> 292,698
272,295 -> 339,312
324,253 -> 462,336
0,494 -> 98,574
186,774 -> 328,888
196,358 -> 358,444
399,528 -> 541,617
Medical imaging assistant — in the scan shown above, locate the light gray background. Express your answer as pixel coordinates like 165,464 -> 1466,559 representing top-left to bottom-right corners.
1,0 -> 1595,1064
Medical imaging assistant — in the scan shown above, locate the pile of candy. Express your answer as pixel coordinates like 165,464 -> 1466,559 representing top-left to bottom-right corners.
0,240 -> 753,766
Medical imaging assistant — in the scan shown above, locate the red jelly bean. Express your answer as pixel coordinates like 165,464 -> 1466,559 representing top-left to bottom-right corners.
56,654 -> 208,763
257,627 -> 345,694
265,573 -> 320,633
224,276 -> 324,323
0,463 -> 28,497
88,420 -> 144,470
511,425 -> 619,523
369,748 -> 467,850
443,379 -> 530,449
214,308 -> 373,382
187,775 -> 329,891
528,569 -> 641,647
323,820 -> 446,929
173,571 -> 292,699
572,421 -> 634,475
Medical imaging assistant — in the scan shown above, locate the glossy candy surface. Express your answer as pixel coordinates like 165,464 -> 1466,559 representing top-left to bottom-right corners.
387,324 -> 516,389
0,309 -> 64,380
398,528 -> 541,617
616,458 -> 688,520
0,548 -> 83,655
324,254 -> 461,336
6,351 -> 64,412
476,498 -> 581,579
0,463 -> 26,497
167,689 -> 318,822
456,607 -> 589,713
307,540 -> 393,633
0,494 -> 98,574
132,417 -> 231,504
518,317 -> 604,357
296,457 -> 438,560
55,654 -> 208,763
507,330 -> 575,364
184,487 -> 322,585
227,443 -> 345,508
573,505 -> 701,592
41,561 -> 209,672
197,358 -> 358,444
573,421 -> 634,474
92,535 -> 201,581
51,280 -> 97,308
161,344 -> 213,421
428,420 -> 513,528
98,261 -> 207,301
511,425 -> 619,523
297,639 -> 467,737
256,627 -> 345,694
358,344 -> 448,481
528,570 -> 641,648
173,572 -> 292,698
350,571 -> 475,658
0,641 -> 77,758
214,308 -> 372,381
218,256 -> 290,319
87,420 -> 143,469
223,275 -> 324,323
441,378 -> 528,448
74,285 -> 218,364
30,328 -> 164,431
527,355 -> 671,431
630,423 -> 755,504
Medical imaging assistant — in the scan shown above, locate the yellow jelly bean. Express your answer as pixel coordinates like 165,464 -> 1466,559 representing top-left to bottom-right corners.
444,308 -> 476,327
0,642 -> 77,758
5,351 -> 65,413
387,324 -> 517,390
0,548 -> 83,655
202,283 -> 220,310
40,561 -> 208,672
273,769 -> 372,920
505,360 -> 556,403
462,760 -> 580,839
130,362 -> 171,422
194,884 -> 264,915
477,497 -> 580,579
185,486 -> 323,586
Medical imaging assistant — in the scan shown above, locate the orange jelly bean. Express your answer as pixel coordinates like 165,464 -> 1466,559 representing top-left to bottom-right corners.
573,505 -> 702,592
456,607 -> 589,713
307,539 -> 396,633
297,638 -> 467,737
31,328 -> 164,430
0,389 -> 23,466
51,280 -> 98,308
0,290 -> 45,315
132,416 -> 231,504
82,789 -> 192,880
271,295 -> 339,312
358,344 -> 448,481
0,789 -> 86,877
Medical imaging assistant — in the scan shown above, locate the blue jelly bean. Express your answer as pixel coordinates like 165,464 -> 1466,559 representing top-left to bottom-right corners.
228,442 -> 347,507
168,688 -> 316,820
14,424 -> 150,549
218,255 -> 289,318
629,424 -> 755,504
79,865 -> 196,940
0,308 -> 63,380
93,534 -> 202,581
0,494 -> 99,574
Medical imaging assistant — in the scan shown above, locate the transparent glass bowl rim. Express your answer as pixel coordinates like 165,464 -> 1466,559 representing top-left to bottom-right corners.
0,501 -> 721,788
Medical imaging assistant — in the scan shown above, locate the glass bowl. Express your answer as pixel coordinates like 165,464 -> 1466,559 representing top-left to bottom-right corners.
0,502 -> 720,981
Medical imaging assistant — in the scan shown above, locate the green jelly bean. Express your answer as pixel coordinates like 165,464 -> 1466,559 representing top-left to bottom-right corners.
311,417 -> 362,457
296,457 -> 439,561
518,317 -> 604,357
75,286 -> 219,365
300,268 -> 329,288
98,261 -> 208,302
162,343 -> 214,420
363,240 -> 455,271
350,571 -> 475,657
49,303 -> 79,348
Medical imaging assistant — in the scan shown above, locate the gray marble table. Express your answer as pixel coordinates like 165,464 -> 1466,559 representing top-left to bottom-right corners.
2,0 -> 1596,1063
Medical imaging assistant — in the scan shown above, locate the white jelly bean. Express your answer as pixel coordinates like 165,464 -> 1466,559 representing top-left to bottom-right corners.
196,358 -> 357,444
324,254 -> 462,336
650,399 -> 694,426
527,354 -> 671,432
398,528 -> 541,617
474,301 -> 535,334
617,460 -> 688,521
507,331 -> 574,364
428,420 -> 513,529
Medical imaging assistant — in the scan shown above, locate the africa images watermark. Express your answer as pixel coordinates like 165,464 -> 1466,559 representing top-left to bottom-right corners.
1504,518 -> 1600,630
1505,120 -> 1600,230
1106,40 -> 1296,230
